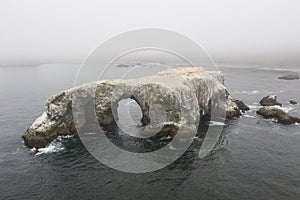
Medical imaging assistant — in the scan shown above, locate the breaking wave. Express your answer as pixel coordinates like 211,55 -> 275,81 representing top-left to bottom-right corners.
272,105 -> 295,113
243,114 -> 256,118
235,89 -> 284,95
34,135 -> 74,156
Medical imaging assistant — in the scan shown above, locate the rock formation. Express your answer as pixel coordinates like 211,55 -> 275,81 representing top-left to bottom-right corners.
257,107 -> 300,125
257,95 -> 300,125
289,100 -> 298,105
259,94 -> 282,107
278,74 -> 299,80
235,100 -> 250,112
22,67 -> 244,148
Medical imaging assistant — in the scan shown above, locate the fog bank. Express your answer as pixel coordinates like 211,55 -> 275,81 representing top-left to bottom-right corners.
1,0 -> 300,68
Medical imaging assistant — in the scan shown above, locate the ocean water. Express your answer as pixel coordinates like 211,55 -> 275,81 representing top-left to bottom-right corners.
0,64 -> 299,199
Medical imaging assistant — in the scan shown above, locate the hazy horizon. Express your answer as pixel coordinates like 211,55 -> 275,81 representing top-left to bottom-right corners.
1,0 -> 300,68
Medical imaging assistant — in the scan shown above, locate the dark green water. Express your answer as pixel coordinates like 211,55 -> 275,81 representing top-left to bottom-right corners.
0,64 -> 299,199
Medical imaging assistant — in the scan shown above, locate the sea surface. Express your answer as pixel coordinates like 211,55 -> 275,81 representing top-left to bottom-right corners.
0,64 -> 299,199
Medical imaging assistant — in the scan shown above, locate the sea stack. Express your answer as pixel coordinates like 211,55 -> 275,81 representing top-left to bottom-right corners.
22,67 -> 244,148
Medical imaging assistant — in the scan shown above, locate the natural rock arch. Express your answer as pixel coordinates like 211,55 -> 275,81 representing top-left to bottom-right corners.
22,67 -> 244,148
98,82 -> 184,137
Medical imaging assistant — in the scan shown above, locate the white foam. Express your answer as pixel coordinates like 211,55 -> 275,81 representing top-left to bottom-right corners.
272,105 -> 294,113
11,148 -> 20,155
169,145 -> 176,150
236,90 -> 264,95
35,140 -> 65,156
30,147 -> 37,153
244,114 -> 255,118
248,105 -> 261,110
208,121 -> 226,126
235,89 -> 285,95
57,135 -> 75,141
248,104 -> 295,114
83,132 -> 96,135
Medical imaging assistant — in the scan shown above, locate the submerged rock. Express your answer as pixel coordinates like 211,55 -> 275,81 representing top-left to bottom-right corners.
259,95 -> 282,107
256,107 -> 300,124
278,74 -> 299,80
289,100 -> 298,105
22,67 -> 242,148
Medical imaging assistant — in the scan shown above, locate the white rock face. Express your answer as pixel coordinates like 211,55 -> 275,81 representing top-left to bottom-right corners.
22,67 -> 242,148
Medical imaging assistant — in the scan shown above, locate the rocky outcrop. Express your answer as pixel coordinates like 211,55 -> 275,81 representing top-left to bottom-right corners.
235,100 -> 250,112
22,67 -> 243,148
259,95 -> 282,107
289,100 -> 298,105
257,107 -> 300,124
257,94 -> 299,125
278,74 -> 299,80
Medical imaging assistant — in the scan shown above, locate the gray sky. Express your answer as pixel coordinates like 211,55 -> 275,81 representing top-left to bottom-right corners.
1,0 -> 300,67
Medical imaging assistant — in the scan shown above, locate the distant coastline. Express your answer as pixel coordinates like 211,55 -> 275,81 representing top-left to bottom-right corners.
217,63 -> 300,72
0,61 -> 299,72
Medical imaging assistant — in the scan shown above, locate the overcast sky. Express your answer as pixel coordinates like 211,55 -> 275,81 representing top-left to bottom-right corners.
0,0 -> 300,67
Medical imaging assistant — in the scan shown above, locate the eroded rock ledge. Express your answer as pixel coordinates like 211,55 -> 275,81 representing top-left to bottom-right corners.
257,107 -> 300,124
22,67 -> 245,148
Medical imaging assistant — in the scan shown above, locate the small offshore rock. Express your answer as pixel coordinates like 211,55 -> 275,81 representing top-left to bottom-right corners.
116,64 -> 129,68
256,107 -> 300,125
278,74 -> 299,80
259,94 -> 282,107
289,100 -> 298,105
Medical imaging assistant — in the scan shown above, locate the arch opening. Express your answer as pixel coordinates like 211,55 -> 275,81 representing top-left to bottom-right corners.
116,98 -> 144,137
